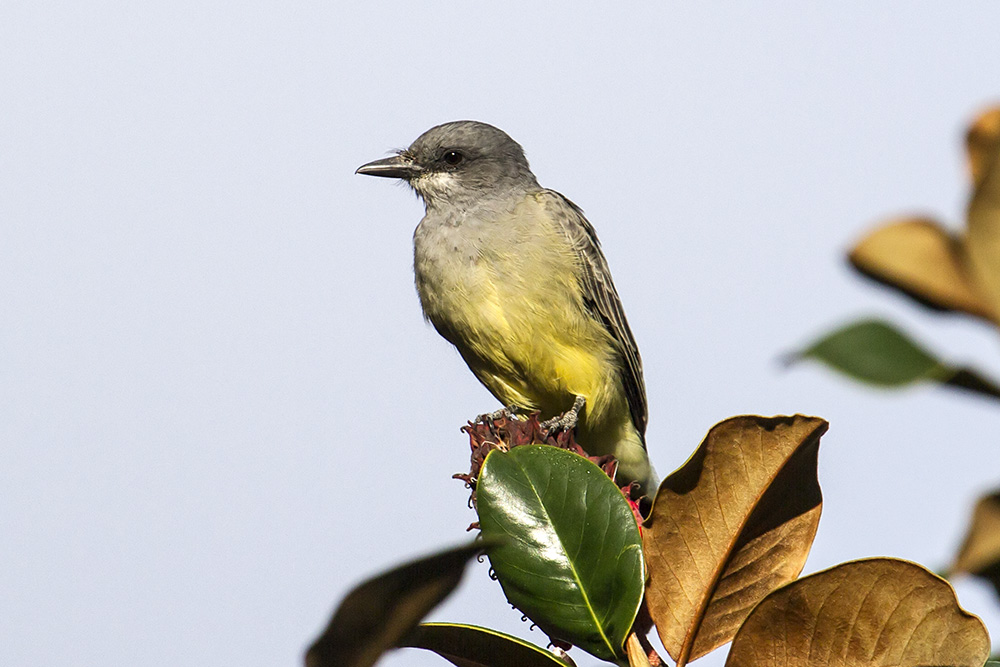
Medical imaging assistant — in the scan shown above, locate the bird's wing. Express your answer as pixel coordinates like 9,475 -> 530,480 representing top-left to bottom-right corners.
539,189 -> 648,437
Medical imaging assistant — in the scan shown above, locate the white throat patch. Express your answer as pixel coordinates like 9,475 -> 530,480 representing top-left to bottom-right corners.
412,171 -> 460,202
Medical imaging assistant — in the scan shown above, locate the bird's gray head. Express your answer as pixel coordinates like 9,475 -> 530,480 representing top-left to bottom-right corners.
356,121 -> 540,207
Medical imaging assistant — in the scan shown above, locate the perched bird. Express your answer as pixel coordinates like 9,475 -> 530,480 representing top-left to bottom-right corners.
357,121 -> 656,493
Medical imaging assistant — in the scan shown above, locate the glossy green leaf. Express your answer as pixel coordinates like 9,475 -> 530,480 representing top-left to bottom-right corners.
476,445 -> 644,663
305,542 -> 483,667
795,318 -> 1000,400
401,623 -> 573,667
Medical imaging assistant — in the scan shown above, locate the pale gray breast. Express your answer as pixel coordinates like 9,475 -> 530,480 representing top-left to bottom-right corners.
413,208 -> 497,329
411,198 -> 562,339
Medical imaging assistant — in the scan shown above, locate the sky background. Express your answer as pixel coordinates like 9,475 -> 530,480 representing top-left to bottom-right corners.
3,3 -> 1000,666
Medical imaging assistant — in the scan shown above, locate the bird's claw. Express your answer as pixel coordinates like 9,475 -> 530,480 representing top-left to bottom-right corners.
542,395 -> 586,434
475,405 -> 520,424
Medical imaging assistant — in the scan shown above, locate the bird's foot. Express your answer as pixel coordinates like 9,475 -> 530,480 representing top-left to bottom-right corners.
542,395 -> 586,434
475,405 -> 520,424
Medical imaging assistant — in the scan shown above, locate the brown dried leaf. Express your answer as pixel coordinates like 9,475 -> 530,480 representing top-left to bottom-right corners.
965,106 -> 1000,321
726,558 -> 991,667
848,217 -> 994,321
951,489 -> 1000,599
642,415 -> 827,665
966,105 -> 1000,190
626,633 -> 653,667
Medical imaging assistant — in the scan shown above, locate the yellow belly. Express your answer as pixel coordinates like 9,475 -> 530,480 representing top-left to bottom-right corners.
464,311 -> 619,422
429,241 -> 629,451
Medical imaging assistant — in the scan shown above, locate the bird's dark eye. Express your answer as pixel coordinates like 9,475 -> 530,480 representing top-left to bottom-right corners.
442,150 -> 464,165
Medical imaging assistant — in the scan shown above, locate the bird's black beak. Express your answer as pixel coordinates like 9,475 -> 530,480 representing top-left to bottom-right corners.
355,154 -> 422,179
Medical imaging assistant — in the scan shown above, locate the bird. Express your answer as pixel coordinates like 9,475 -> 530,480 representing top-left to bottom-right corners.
356,121 -> 657,494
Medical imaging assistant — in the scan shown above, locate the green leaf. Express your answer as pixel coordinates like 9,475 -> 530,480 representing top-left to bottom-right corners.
476,445 -> 644,663
797,319 -> 946,386
305,542 -> 484,667
401,623 -> 573,667
795,318 -> 1000,400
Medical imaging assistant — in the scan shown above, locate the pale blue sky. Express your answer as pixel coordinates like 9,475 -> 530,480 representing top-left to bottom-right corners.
3,3 -> 1000,666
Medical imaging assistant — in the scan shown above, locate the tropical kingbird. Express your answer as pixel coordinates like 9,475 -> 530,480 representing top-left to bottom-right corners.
357,121 -> 657,493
